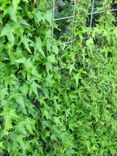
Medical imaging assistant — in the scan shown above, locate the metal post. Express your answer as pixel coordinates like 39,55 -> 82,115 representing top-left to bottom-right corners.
90,0 -> 95,27
52,0 -> 55,38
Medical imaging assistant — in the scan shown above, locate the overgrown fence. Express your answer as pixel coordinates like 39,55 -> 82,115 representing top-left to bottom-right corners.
1,0 -> 117,155
52,0 -> 117,43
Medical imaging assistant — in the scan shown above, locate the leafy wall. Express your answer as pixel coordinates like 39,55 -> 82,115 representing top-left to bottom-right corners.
0,0 -> 117,156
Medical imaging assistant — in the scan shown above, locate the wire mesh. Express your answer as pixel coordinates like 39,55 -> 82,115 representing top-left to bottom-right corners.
52,0 -> 117,44
52,0 -> 75,44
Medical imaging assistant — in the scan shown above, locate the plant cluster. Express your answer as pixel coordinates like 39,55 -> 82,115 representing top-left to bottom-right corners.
0,0 -> 117,156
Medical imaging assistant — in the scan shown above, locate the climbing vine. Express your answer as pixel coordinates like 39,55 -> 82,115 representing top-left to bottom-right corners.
0,0 -> 117,155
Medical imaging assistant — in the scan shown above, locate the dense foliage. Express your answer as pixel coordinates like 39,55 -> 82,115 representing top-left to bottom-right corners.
0,0 -> 117,155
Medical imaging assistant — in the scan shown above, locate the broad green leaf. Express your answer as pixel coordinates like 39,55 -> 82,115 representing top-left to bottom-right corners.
1,25 -> 14,45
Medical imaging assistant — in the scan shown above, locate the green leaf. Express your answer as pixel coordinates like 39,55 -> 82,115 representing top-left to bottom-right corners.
0,24 -> 14,45
35,38 -> 45,57
0,142 -> 4,150
1,108 -> 18,135
44,10 -> 52,25
12,0 -> 20,11
22,36 -> 31,53
15,95 -> 27,114
47,54 -> 56,63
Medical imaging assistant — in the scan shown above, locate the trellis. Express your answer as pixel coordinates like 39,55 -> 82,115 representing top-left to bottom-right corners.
52,0 -> 117,44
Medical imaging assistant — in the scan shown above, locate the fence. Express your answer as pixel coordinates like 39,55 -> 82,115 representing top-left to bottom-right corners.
52,0 -> 117,44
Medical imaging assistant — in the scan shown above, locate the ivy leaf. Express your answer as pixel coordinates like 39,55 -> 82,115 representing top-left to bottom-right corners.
15,95 -> 27,114
44,10 -> 52,25
46,62 -> 52,72
12,0 -> 20,11
22,36 -> 31,53
35,38 -> 45,57
47,54 -> 56,63
29,81 -> 39,97
35,11 -> 43,23
0,142 -> 4,151
1,108 -> 18,135
0,24 -> 14,45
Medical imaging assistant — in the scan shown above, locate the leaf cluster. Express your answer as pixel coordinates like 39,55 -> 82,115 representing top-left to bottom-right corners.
0,0 -> 117,156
